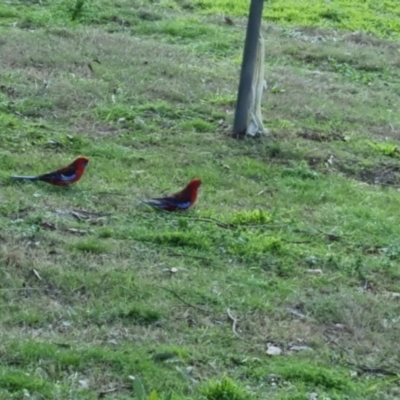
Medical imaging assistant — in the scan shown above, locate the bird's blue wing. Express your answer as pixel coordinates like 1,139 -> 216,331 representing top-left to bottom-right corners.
41,168 -> 77,182
143,197 -> 191,210
157,197 -> 191,210
165,198 -> 191,209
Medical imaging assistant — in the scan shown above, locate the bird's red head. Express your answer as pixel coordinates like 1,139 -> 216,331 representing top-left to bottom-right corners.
74,157 -> 89,168
183,178 -> 202,204
187,178 -> 202,191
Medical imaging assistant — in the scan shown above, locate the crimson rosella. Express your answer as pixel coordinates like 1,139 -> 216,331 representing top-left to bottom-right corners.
142,178 -> 202,211
11,156 -> 89,186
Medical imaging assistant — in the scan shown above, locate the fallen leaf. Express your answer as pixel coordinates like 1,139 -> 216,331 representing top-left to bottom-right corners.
45,139 -> 64,148
266,345 -> 282,356
53,342 -> 71,348
175,366 -> 197,383
290,345 -> 313,352
163,267 -> 178,274
325,155 -> 334,166
98,387 -> 120,398
41,222 -> 56,230
286,307 -> 306,319
267,374 -> 282,382
135,117 -> 145,125
32,269 -> 42,281
73,209 -> 111,218
65,228 -> 88,235
79,379 -> 89,389
186,366 -> 194,374
152,352 -> 176,362
224,16 -> 234,25
55,209 -> 111,221
307,269 -> 323,274
383,291 -> 400,299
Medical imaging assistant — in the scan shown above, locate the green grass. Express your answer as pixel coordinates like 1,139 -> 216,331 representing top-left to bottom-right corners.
198,0 -> 400,40
1,0 -> 400,399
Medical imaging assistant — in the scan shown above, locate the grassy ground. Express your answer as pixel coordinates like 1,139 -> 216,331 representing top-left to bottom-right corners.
1,0 -> 400,399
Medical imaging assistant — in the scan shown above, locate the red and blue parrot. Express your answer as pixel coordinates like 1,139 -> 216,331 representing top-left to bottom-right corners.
142,178 -> 202,211
11,156 -> 89,186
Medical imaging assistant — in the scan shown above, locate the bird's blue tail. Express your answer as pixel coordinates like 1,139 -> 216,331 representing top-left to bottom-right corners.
141,200 -> 164,209
10,175 -> 39,181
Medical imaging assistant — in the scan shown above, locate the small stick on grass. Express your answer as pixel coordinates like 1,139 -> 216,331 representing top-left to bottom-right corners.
0,287 -> 42,291
315,228 -> 344,241
156,285 -> 210,313
227,307 -> 242,339
99,386 -> 128,398
281,238 -> 313,244
182,215 -> 294,231
178,215 -> 235,229
344,361 -> 398,377
167,252 -> 212,262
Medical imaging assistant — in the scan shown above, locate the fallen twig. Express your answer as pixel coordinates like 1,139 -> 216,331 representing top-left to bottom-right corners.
315,228 -> 345,241
168,252 -> 212,262
0,287 -> 42,291
99,386 -> 128,398
239,223 -> 290,229
94,191 -> 125,196
32,269 -> 42,281
71,209 -> 112,220
345,361 -> 398,377
281,239 -> 312,244
156,285 -> 210,313
180,216 -> 294,231
64,228 -> 88,235
292,227 -> 350,243
54,209 -> 111,221
177,215 -> 235,229
226,308 -> 242,339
